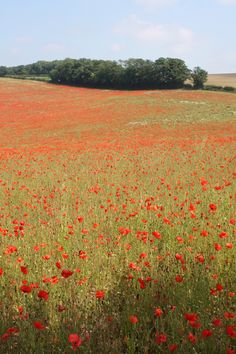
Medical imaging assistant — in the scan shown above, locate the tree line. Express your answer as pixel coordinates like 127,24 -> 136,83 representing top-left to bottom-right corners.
0,58 -> 208,89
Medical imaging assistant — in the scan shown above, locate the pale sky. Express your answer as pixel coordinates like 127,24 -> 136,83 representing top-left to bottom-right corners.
0,0 -> 236,73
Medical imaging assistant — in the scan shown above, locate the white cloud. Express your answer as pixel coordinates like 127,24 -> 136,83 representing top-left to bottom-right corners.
115,15 -> 194,56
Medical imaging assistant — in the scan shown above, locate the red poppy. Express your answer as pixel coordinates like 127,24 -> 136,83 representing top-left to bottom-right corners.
68,333 -> 83,350
185,313 -> 198,322
202,329 -> 213,338
219,231 -> 228,238
226,243 -> 233,249
20,285 -> 32,293
38,290 -> 49,301
154,308 -> 163,317
227,348 -> 235,354
156,332 -> 167,344
61,269 -> 73,278
119,227 -> 131,235
212,318 -> 222,327
169,344 -> 178,352
216,283 -> 223,291
188,332 -> 197,343
214,243 -> 222,251
175,275 -> 183,283
96,290 -> 105,299
129,315 -> 138,324
226,325 -> 236,338
56,261 -> 61,269
20,266 -> 28,275
209,204 -> 217,211
34,321 -> 45,330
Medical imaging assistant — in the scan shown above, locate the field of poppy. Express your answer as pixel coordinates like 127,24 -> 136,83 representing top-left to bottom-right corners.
0,78 -> 235,353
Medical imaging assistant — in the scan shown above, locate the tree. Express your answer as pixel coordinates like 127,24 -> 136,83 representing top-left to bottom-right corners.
122,59 -> 155,88
0,66 -> 7,77
154,58 -> 191,88
191,67 -> 208,89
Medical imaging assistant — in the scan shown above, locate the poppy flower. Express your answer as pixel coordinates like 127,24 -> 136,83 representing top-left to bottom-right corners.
226,243 -> 233,249
227,348 -> 235,354
156,332 -> 167,344
169,344 -> 178,352
68,333 -> 83,350
185,313 -> 198,322
61,269 -> 73,278
209,204 -> 217,211
20,285 -> 32,293
96,290 -> 105,299
226,325 -> 236,338
20,266 -> 28,275
7,327 -> 19,335
214,243 -> 222,251
212,318 -> 222,327
175,275 -> 183,283
129,315 -> 138,324
188,332 -> 197,343
56,261 -> 61,269
154,308 -> 163,317
38,290 -> 49,301
202,329 -> 213,338
34,321 -> 45,330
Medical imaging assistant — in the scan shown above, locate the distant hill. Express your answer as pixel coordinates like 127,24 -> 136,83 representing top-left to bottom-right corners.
207,73 -> 236,88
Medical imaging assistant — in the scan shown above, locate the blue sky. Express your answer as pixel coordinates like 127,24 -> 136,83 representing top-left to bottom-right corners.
0,0 -> 236,73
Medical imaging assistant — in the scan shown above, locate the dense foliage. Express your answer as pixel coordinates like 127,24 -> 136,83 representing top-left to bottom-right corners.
191,67 -> 208,89
0,57 -> 208,89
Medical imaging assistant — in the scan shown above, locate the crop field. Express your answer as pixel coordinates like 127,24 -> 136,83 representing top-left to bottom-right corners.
0,78 -> 235,353
207,74 -> 236,88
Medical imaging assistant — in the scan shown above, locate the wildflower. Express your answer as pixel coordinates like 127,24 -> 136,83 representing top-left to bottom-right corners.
214,243 -> 222,251
156,332 -> 167,344
20,285 -> 32,293
20,266 -> 28,275
212,318 -> 222,327
202,329 -> 213,338
169,344 -> 178,352
188,332 -> 197,343
96,290 -> 105,299
175,275 -> 183,283
61,269 -> 73,278
209,204 -> 217,212
226,325 -> 236,338
38,290 -> 49,301
129,315 -> 138,324
185,313 -> 198,322
34,321 -> 45,330
68,333 -> 83,350
154,308 -> 163,317
152,231 -> 161,239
